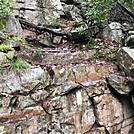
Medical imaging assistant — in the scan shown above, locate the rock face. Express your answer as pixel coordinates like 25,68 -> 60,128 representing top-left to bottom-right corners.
0,0 -> 133,133
103,22 -> 124,42
0,62 -> 133,133
107,74 -> 134,95
117,47 -> 134,77
12,0 -> 63,24
4,14 -> 24,38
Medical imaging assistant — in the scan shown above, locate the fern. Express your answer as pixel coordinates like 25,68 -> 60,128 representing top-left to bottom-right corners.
0,45 -> 14,52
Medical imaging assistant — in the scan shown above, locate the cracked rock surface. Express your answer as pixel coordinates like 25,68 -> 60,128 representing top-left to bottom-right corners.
0,62 -> 133,133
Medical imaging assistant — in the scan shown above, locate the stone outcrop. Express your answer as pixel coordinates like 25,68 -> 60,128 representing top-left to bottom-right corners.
12,0 -> 63,24
107,74 -> 134,95
4,14 -> 24,38
0,61 -> 133,133
0,0 -> 133,133
102,22 -> 124,42
117,47 -> 134,77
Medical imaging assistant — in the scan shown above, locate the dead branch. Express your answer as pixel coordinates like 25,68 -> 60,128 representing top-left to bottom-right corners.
19,18 -> 69,37
19,18 -> 87,42
117,1 -> 134,19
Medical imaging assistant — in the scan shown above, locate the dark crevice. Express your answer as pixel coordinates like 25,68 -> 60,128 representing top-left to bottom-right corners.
84,88 -> 109,133
107,82 -> 133,103
20,7 -> 36,11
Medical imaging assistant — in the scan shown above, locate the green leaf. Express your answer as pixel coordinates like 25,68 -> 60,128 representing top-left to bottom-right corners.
2,20 -> 6,27
0,21 -> 3,31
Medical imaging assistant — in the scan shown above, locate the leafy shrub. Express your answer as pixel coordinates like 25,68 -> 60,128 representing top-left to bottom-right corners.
78,0 -> 133,37
77,0 -> 115,37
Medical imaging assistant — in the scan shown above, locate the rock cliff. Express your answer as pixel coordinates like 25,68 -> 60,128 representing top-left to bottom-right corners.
0,0 -> 133,133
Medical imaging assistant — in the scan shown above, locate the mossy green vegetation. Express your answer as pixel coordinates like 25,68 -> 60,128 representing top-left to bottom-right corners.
0,45 -> 14,52
10,60 -> 29,70
8,36 -> 24,42
4,53 -> 13,60
35,49 -> 42,56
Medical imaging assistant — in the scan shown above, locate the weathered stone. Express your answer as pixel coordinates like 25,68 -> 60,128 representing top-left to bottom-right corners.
126,31 -> 134,48
42,50 -> 95,65
52,36 -> 62,44
4,14 -> 24,38
12,0 -> 63,25
0,71 -> 23,93
63,4 -> 83,22
86,80 -> 110,97
94,94 -> 123,127
3,40 -> 21,48
117,47 -> 134,77
103,22 -> 124,42
107,74 -> 134,94
0,0 -> 133,133
20,67 -> 44,89
0,63 -> 133,133
0,52 -> 6,61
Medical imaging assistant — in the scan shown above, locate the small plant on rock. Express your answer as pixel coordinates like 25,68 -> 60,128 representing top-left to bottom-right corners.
0,45 -> 14,52
8,36 -> 24,42
35,49 -> 42,56
10,59 -> 29,70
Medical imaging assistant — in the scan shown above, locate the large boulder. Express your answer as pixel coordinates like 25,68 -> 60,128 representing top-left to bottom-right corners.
63,4 -> 82,22
3,14 -> 24,38
107,74 -> 134,95
12,0 -> 64,25
103,22 -> 124,42
117,47 -> 134,77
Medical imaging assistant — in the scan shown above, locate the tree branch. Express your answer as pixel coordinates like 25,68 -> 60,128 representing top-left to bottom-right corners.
19,18 -> 69,37
117,1 -> 134,19
19,18 -> 87,42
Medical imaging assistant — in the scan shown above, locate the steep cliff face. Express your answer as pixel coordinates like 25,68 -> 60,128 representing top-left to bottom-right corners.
0,0 -> 134,133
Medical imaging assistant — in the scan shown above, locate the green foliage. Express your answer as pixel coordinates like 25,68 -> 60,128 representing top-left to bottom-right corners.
35,49 -> 42,56
77,0 -> 115,36
77,0 -> 133,38
84,0 -> 114,22
4,53 -> 13,60
8,36 -> 24,42
0,45 -> 14,52
0,0 -> 12,30
10,60 -> 29,70
120,0 -> 134,9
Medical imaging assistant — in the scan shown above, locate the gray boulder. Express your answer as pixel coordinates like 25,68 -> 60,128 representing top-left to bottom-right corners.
107,74 -> 134,95
117,47 -> 134,77
4,14 -> 24,38
103,22 -> 124,42
63,4 -> 82,22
